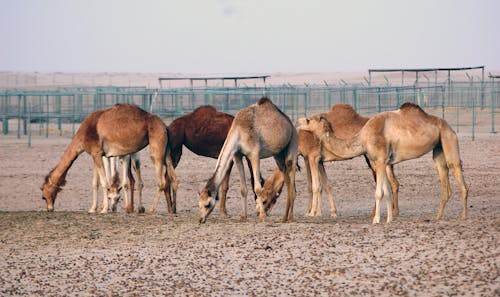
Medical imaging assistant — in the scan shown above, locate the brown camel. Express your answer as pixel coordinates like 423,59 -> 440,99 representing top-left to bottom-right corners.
262,104 -> 399,217
298,102 -> 468,224
41,104 -> 177,213
199,97 -> 298,223
150,105 -> 262,215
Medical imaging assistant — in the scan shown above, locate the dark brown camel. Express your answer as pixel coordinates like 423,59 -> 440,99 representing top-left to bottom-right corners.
151,105 -> 262,216
40,104 -> 177,213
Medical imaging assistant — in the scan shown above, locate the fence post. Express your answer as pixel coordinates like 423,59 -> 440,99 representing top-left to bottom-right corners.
17,95 -> 21,139
471,99 -> 476,141
3,94 -> 9,134
491,89 -> 496,134
28,102 -> 31,147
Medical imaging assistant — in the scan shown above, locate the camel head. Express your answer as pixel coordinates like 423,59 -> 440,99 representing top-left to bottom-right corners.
108,175 -> 122,212
296,116 -> 333,139
198,188 -> 216,224
108,186 -> 121,212
260,188 -> 280,215
40,173 -> 65,212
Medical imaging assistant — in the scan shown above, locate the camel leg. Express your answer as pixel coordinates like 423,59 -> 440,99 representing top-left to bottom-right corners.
147,155 -> 167,215
382,172 -> 393,223
386,165 -> 399,217
126,155 -> 135,214
433,147 -> 451,220
308,156 -> 322,216
119,155 -> 131,213
319,162 -> 336,218
247,152 -> 266,222
451,162 -> 468,220
280,151 -> 297,223
303,157 -> 314,215
234,154 -> 248,221
372,163 -> 386,224
132,156 -> 145,213
89,166 -> 99,213
93,156 -> 110,214
440,133 -> 468,220
219,160 -> 233,219
165,151 -> 178,214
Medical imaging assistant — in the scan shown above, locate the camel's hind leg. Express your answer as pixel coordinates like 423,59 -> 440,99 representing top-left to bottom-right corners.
433,147 -> 451,220
373,162 -> 392,224
147,153 -> 167,215
131,155 -> 145,213
318,162 -> 336,217
218,160 -> 233,219
278,151 -> 298,223
233,154 -> 248,221
386,165 -> 399,217
247,152 -> 266,222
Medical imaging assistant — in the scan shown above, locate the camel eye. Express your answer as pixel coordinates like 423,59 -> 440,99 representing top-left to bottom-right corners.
207,190 -> 212,197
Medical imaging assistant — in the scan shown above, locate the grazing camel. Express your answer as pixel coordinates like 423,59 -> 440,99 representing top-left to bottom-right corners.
298,102 -> 468,224
147,105 -> 262,215
41,104 -> 177,213
262,104 -> 399,217
199,97 -> 298,223
105,153 -> 145,213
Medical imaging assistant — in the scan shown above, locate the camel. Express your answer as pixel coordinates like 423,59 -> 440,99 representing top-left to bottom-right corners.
261,104 -> 399,217
41,103 -> 177,213
104,153 -> 145,213
199,97 -> 298,223
147,105 -> 263,215
298,102 -> 468,224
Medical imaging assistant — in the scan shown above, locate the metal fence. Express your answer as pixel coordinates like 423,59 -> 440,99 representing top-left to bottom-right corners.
1,82 -> 499,145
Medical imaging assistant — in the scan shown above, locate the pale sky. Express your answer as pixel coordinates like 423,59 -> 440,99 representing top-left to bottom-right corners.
1,0 -> 499,73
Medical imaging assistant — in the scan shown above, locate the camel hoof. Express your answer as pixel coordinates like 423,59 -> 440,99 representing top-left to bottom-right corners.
88,209 -> 96,214
239,215 -> 248,222
220,212 -> 230,219
330,211 -> 337,218
99,209 -> 108,214
137,207 -> 145,213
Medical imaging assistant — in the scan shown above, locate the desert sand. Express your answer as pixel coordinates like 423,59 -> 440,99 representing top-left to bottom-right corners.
0,128 -> 499,295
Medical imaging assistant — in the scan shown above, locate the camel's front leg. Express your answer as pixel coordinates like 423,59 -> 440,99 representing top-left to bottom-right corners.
94,157 -> 110,214
218,161 -> 233,219
308,156 -> 322,216
89,166 -> 99,213
120,155 -> 131,213
233,155 -> 248,221
319,162 -> 336,218
303,157 -> 314,215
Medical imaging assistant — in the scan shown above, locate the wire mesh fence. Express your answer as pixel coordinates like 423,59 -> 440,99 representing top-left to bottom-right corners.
1,82 -> 499,146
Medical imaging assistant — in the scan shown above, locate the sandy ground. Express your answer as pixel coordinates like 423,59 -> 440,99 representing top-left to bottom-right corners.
0,131 -> 499,296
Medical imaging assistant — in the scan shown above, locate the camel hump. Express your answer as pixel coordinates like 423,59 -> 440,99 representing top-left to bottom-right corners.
257,97 -> 272,105
193,105 -> 217,114
400,102 -> 425,113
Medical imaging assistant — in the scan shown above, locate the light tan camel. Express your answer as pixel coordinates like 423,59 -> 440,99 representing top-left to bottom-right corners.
104,153 -> 145,213
198,97 -> 298,223
298,102 -> 468,224
262,104 -> 399,217
41,104 -> 177,213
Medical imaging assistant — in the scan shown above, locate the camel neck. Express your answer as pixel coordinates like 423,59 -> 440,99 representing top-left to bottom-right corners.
321,133 -> 365,160
48,142 -> 83,186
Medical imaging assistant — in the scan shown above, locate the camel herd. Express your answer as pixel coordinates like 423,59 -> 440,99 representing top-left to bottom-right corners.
41,97 -> 468,224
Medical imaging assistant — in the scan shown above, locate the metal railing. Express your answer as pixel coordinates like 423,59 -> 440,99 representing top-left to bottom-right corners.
1,82 -> 499,145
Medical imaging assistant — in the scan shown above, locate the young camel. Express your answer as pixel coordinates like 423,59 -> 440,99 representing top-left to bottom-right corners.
262,104 -> 399,217
198,97 -> 298,223
104,153 -> 145,213
41,104 -> 177,213
298,102 -> 468,224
